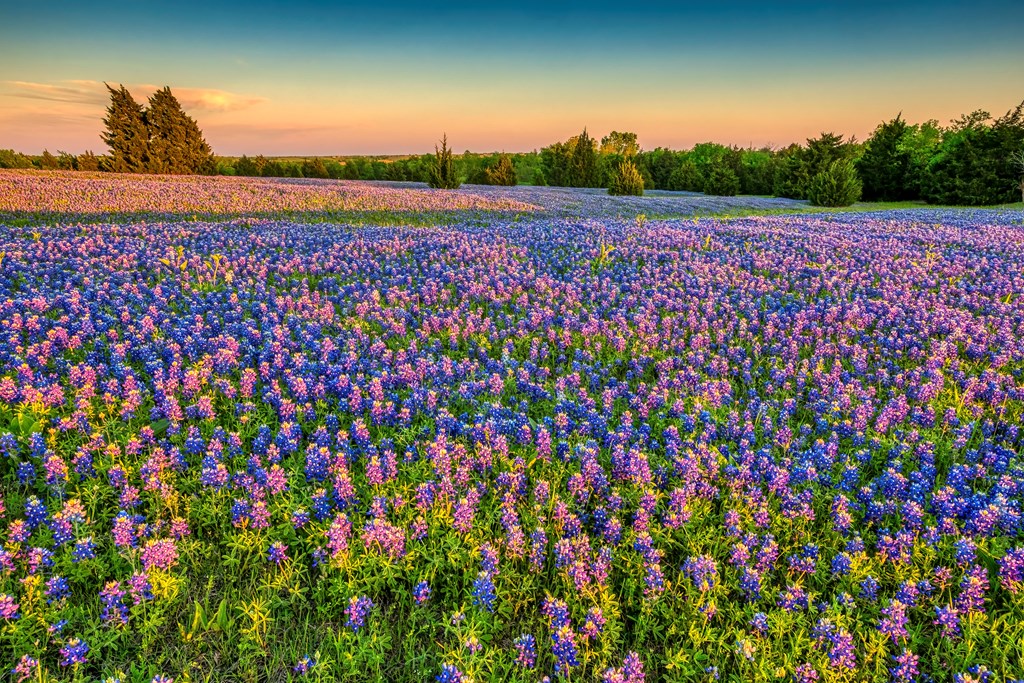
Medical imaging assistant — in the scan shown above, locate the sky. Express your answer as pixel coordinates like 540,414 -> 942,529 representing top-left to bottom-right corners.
1,0 -> 1022,156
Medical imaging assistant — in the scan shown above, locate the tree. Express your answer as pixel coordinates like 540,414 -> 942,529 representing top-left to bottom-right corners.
0,149 -> 34,169
146,86 -> 214,174
703,166 -> 740,196
38,150 -> 60,170
484,154 -> 517,186
301,157 -> 329,179
773,133 -> 858,200
608,159 -> 644,195
101,84 -> 150,173
1012,149 -> 1024,203
234,155 -> 260,177
667,160 -> 704,192
857,114 -> 914,201
428,134 -> 460,189
261,159 -> 285,178
636,148 -> 682,189
56,151 -> 78,170
77,151 -> 101,171
600,131 -> 639,157
737,148 -> 778,195
568,128 -> 599,187
922,102 -> 1024,205
808,160 -> 862,206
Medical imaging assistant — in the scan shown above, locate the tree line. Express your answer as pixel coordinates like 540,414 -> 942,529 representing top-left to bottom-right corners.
4,93 -> 1023,206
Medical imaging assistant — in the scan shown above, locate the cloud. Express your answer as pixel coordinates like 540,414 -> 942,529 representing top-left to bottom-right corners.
169,87 -> 266,112
3,80 -> 108,105
1,80 -> 266,112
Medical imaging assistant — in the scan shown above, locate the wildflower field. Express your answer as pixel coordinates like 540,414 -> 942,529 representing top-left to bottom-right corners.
2,171 -> 1024,683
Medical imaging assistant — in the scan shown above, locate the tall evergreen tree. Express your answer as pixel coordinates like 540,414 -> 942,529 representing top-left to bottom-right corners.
568,128 -> 599,187
484,154 -> 517,186
857,114 -> 913,201
146,87 -> 214,174
101,84 -> 149,173
428,134 -> 460,189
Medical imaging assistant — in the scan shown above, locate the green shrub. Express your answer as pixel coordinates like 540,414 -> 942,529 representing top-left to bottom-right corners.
703,166 -> 740,196
38,149 -> 59,170
667,161 -> 704,192
484,154 -> 517,186
301,157 -> 330,179
428,134 -> 461,189
77,151 -> 101,172
0,149 -> 34,169
608,159 -> 644,196
808,159 -> 862,206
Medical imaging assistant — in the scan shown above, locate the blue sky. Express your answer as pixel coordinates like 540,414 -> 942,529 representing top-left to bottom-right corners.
1,1 -> 1022,154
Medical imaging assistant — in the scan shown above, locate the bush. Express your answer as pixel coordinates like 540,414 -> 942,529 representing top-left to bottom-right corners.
807,160 -> 862,206
667,161 -> 704,192
0,149 -> 34,169
608,159 -> 644,196
703,166 -> 740,196
38,150 -> 60,170
484,154 -> 517,186
428,134 -> 460,189
77,151 -> 101,172
301,157 -> 330,179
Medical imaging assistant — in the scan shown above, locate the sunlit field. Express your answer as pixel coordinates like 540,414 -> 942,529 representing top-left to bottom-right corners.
3,171 -> 1024,683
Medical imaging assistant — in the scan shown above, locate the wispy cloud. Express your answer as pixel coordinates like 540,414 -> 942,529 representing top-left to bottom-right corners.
4,80 -> 108,105
1,80 -> 267,112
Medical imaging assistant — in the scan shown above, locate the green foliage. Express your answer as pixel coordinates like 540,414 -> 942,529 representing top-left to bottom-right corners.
637,148 -> 683,189
428,134 -> 461,189
101,84 -> 213,175
234,155 -> 263,177
541,128 -> 600,188
807,159 -> 862,206
666,161 -> 704,192
607,159 -> 645,196
301,157 -> 330,179
1014,149 -> 1024,203
857,114 -> 915,201
77,151 -> 101,172
736,149 -> 778,195
921,102 -> 1024,205
702,166 -> 740,196
600,130 -> 639,157
55,150 -> 78,170
38,149 -> 60,170
773,133 -> 860,200
102,84 -> 150,173
146,86 -> 215,175
569,128 -> 599,187
261,159 -> 285,178
0,149 -> 34,169
483,154 -> 517,186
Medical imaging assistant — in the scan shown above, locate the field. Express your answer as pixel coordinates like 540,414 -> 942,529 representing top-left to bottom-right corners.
2,170 -> 1024,683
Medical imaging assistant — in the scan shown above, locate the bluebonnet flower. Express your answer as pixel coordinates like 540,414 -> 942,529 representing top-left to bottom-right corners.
345,595 -> 374,632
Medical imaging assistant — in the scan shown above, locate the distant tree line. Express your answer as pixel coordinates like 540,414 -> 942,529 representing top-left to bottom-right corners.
5,99 -> 1023,206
